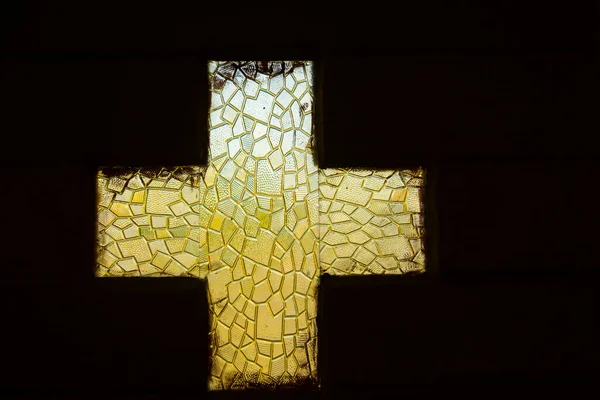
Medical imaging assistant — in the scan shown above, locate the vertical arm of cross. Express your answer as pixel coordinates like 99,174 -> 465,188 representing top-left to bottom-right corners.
203,61 -> 320,389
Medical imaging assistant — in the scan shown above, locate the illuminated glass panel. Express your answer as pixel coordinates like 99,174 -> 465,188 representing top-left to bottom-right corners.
205,61 -> 319,389
97,166 -> 207,277
95,61 -> 425,390
319,168 -> 425,275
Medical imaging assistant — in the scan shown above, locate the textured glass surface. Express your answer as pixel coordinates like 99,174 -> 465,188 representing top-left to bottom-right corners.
96,61 -> 425,390
97,166 -> 206,277
319,168 -> 425,275
206,61 -> 319,389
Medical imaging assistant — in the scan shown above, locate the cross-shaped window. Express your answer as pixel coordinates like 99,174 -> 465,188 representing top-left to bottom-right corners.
96,61 -> 425,390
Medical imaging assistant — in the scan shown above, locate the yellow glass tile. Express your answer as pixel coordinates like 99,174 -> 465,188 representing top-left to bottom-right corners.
149,240 -> 169,257
183,214 -> 200,227
208,232 -> 224,255
151,215 -> 167,229
97,249 -> 117,269
272,355 -> 285,378
413,213 -> 423,227
252,264 -> 268,284
268,270 -> 283,292
367,201 -> 391,216
399,223 -> 419,238
130,204 -> 145,216
132,215 -> 150,226
295,274 -> 311,295
218,343 -> 236,363
169,201 -> 192,216
123,225 -> 140,239
131,190 -> 145,203
284,318 -> 297,335
334,244 -> 355,258
297,311 -> 308,330
322,230 -> 347,246
98,209 -> 117,226
281,273 -> 294,299
107,176 -> 127,192
173,252 -> 197,269
110,219 -> 131,231
336,176 -> 371,206
331,221 -> 361,234
151,252 -> 171,270
256,209 -> 270,229
281,252 -> 294,274
110,202 -> 132,217
286,210 -> 297,230
256,304 -> 282,341
146,189 -> 180,214
181,185 -> 199,204
392,212 -> 411,224
295,185 -> 308,201
364,240 -> 380,255
221,247 -> 238,267
271,209 -> 285,234
140,227 -> 154,240
382,223 -> 399,236
330,201 -> 343,212
164,260 -> 187,275
320,247 -> 336,264
117,238 -> 152,263
257,340 -> 271,358
241,342 -> 257,362
273,243 -> 285,259
243,230 -> 275,266
240,276 -> 253,298
293,203 -> 307,220
230,324 -> 245,348
300,230 -> 315,254
276,228 -> 294,250
390,188 -> 407,202
268,150 -> 284,170
165,238 -> 186,253
220,303 -> 237,327
413,250 -> 426,266
268,292 -> 285,315
165,177 -> 184,189
410,239 -> 422,253
252,281 -> 271,303
126,174 -> 145,190
406,186 -> 422,213
243,260 -> 254,276
139,264 -> 161,275
353,247 -> 376,265
147,180 -> 165,188
105,242 -> 122,258
244,217 -> 260,237
155,229 -> 170,239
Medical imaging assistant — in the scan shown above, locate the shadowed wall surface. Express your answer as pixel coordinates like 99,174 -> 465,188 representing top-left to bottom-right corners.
1,1 -> 598,398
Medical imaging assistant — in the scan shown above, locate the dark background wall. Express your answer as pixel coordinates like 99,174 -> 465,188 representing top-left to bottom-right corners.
1,2 -> 598,399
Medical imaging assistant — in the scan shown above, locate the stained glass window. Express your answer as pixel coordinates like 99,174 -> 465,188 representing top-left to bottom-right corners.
96,61 -> 425,390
